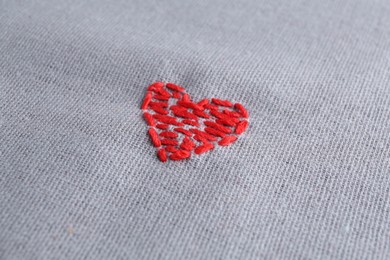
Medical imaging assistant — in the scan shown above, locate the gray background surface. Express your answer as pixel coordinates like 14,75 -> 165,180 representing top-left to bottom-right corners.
1,0 -> 390,259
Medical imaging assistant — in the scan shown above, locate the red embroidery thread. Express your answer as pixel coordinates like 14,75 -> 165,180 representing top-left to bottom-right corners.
141,82 -> 249,162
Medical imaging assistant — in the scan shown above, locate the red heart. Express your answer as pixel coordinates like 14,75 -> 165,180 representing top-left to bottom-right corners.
141,82 -> 249,162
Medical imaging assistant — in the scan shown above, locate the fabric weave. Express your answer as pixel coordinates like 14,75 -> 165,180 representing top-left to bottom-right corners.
1,0 -> 389,259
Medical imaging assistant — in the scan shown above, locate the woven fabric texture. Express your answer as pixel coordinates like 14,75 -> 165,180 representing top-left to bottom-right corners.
1,0 -> 389,259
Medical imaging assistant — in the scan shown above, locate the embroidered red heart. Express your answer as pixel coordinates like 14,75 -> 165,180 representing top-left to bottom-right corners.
141,82 -> 249,162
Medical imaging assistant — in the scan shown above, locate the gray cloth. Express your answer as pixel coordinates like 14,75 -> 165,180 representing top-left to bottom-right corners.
1,0 -> 389,259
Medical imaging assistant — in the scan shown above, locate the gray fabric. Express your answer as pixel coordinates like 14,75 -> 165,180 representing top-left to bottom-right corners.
1,0 -> 389,259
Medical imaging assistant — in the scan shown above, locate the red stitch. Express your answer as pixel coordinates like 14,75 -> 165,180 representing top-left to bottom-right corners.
172,92 -> 182,99
204,121 -> 232,134
234,103 -> 249,118
159,131 -> 178,138
209,110 -> 224,119
170,105 -> 187,112
169,150 -> 191,160
148,128 -> 161,147
154,87 -> 171,97
235,120 -> 248,134
193,134 -> 208,143
174,127 -> 193,136
149,101 -> 169,113
218,136 -> 237,146
180,137 -> 196,151
141,92 -> 152,110
161,139 -> 179,146
194,142 -> 214,154
189,129 -> 217,141
157,148 -> 167,162
165,146 -> 178,153
204,127 -> 226,138
143,112 -> 156,126
204,103 -> 219,110
153,95 -> 170,101
197,99 -> 209,107
153,114 -> 184,126
182,93 -> 190,102
193,109 -> 211,119
172,109 -> 198,120
212,110 -> 240,122
212,98 -> 233,107
209,110 -> 236,121
149,101 -> 168,108
177,100 -> 204,111
223,109 -> 241,118
156,124 -> 169,130
166,83 -> 185,93
216,118 -> 236,127
150,106 -> 169,115
182,119 -> 200,126
147,82 -> 164,92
